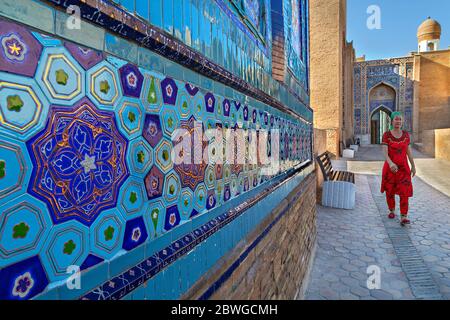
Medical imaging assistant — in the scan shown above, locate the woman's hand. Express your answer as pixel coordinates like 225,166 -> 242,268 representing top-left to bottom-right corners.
389,162 -> 399,173
411,165 -> 416,178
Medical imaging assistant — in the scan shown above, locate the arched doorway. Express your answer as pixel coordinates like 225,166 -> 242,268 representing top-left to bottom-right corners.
369,83 -> 396,144
370,107 -> 392,144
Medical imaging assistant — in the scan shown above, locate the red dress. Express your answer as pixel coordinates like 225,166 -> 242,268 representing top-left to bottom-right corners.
380,130 -> 413,197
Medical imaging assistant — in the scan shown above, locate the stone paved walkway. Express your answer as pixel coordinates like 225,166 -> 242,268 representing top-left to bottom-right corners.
305,147 -> 450,300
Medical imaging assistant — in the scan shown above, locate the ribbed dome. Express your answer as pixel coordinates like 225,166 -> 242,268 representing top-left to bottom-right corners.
417,17 -> 441,41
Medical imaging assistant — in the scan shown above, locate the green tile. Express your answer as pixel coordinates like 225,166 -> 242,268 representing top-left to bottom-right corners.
0,0 -> 55,34
55,10 -> 104,51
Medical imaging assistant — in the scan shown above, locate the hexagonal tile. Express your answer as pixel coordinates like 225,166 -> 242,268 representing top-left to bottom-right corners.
204,92 -> 216,113
204,165 -> 216,190
0,136 -> 31,206
0,194 -> 51,267
36,47 -> 85,105
223,184 -> 231,202
161,107 -> 179,138
141,73 -> 163,113
119,63 -> 144,98
192,93 -> 207,121
90,208 -> 125,260
155,138 -> 173,173
194,183 -> 207,214
118,177 -> 147,219
164,205 -> 180,232
87,61 -> 120,108
142,113 -> 163,148
231,173 -> 242,197
122,216 -> 148,251
126,137 -> 153,178
222,98 -> 232,118
144,166 -> 164,200
116,97 -> 145,139
160,77 -> 178,105
179,188 -> 194,221
144,199 -> 165,237
0,73 -> 50,141
0,20 -> 43,77
41,220 -> 89,282
206,190 -> 217,210
177,91 -> 192,120
163,171 -> 181,205
0,255 -> 48,300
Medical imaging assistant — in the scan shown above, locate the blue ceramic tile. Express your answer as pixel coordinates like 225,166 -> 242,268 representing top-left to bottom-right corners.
145,232 -> 173,258
138,47 -> 165,74
58,260 -> 109,300
135,0 -> 149,20
109,245 -> 145,278
173,0 -> 183,40
105,32 -> 138,63
33,287 -> 59,300
149,0 -> 163,28
163,0 -> 174,35
0,0 -> 55,34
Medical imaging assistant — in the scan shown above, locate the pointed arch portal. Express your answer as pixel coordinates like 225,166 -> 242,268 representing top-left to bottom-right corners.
369,83 -> 396,144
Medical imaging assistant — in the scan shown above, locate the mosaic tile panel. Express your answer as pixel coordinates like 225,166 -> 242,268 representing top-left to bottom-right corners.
0,17 -> 312,300
354,57 -> 415,136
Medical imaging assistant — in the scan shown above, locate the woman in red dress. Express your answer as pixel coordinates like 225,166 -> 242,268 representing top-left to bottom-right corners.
381,112 -> 416,226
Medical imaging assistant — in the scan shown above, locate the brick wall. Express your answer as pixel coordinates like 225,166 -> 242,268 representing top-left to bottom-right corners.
184,173 -> 317,300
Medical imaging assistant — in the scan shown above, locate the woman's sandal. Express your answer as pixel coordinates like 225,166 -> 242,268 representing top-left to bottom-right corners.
400,215 -> 410,226
388,212 -> 396,219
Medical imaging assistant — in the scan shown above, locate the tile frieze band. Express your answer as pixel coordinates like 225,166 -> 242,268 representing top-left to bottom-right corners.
40,0 -> 312,123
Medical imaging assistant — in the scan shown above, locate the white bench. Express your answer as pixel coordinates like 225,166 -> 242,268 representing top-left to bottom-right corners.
316,152 -> 356,210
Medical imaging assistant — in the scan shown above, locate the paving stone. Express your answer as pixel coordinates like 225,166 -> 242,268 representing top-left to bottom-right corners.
350,286 -> 370,298
370,289 -> 394,300
305,169 -> 450,301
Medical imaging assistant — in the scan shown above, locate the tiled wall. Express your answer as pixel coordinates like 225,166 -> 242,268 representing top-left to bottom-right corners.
0,0 -> 314,300
113,0 -> 273,89
353,58 -> 414,138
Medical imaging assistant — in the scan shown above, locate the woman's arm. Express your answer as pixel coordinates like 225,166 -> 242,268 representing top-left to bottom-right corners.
407,146 -> 416,177
383,144 -> 398,173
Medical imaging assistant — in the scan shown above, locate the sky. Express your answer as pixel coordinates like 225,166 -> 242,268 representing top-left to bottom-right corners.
347,0 -> 450,60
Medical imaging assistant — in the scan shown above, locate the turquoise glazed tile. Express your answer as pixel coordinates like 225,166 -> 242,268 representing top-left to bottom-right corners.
144,232 -> 172,258
148,270 -> 165,300
109,245 -> 145,278
183,68 -> 200,87
138,47 -> 165,74
165,59 -> 184,81
55,10 -> 104,50
105,33 -> 138,64
58,262 -> 109,300
33,287 -> 59,300
0,0 -> 54,34
132,285 -> 146,300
